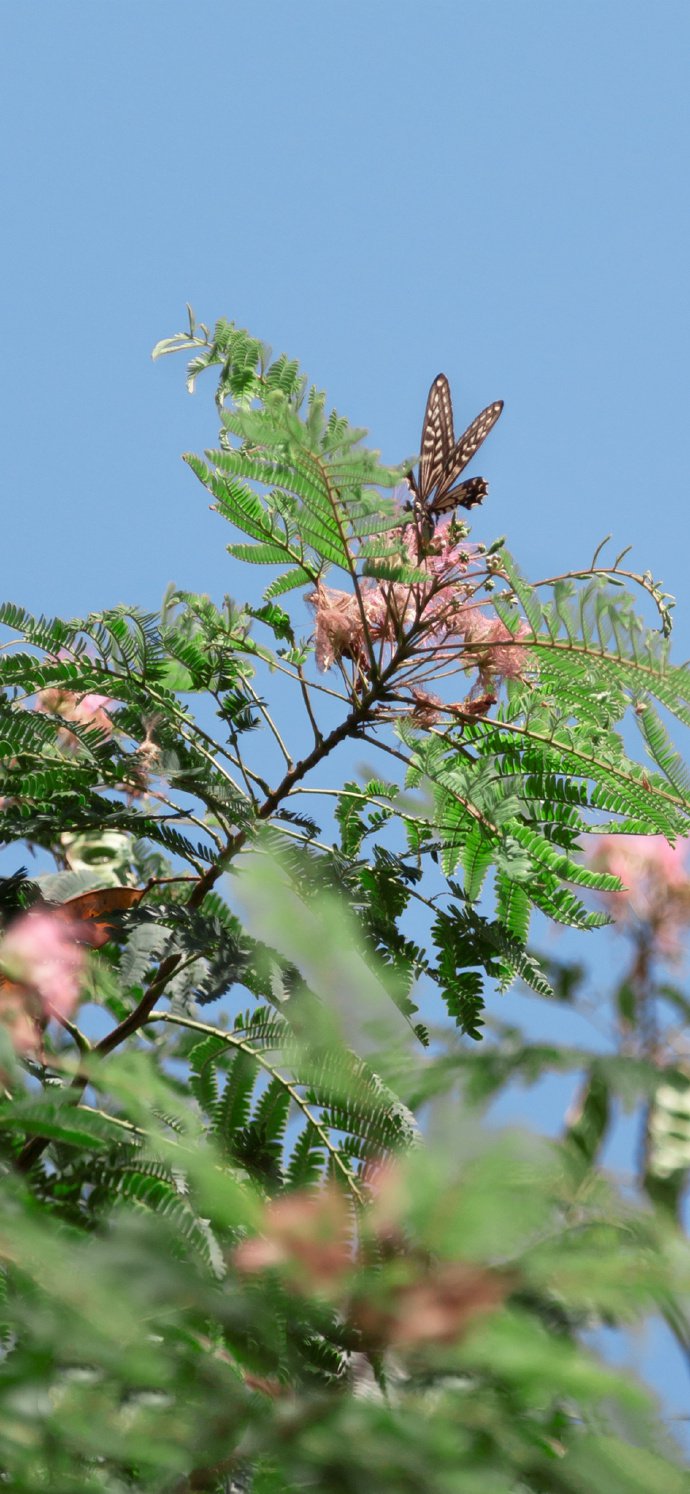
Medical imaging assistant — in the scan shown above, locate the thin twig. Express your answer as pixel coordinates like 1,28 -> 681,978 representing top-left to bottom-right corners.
297,664 -> 323,745
243,680 -> 293,766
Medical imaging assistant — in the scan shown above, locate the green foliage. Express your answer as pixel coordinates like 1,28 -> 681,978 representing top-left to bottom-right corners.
0,314 -> 689,1488
1,1025 -> 689,1492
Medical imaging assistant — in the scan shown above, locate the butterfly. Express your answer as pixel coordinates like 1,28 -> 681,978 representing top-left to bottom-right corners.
407,373 -> 503,524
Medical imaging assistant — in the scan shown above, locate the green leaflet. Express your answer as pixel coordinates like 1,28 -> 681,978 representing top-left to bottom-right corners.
263,566 -> 314,598
0,1093 -> 134,1151
462,825 -> 494,900
509,820 -> 622,891
227,540 -> 303,566
495,871 -> 531,947
636,698 -> 690,802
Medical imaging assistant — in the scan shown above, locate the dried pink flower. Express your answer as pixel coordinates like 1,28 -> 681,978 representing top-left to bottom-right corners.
406,688 -> 444,727
450,692 -> 498,719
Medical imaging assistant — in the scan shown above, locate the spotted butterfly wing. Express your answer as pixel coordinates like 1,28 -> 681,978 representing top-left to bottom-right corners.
429,399 -> 504,514
412,372 -> 503,521
419,374 -> 455,501
431,475 -> 489,515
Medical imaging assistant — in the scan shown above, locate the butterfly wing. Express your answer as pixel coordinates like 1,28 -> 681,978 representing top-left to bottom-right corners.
430,476 -> 489,514
434,400 -> 503,506
418,374 -> 454,502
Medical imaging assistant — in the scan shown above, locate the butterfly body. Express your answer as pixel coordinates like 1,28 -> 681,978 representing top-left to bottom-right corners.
408,373 -> 503,527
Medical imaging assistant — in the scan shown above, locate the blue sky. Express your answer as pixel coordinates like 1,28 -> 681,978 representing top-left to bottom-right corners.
4,3 -> 690,629
4,0 -> 690,1431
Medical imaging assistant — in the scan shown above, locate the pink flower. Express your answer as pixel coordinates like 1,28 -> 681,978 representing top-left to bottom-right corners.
455,612 -> 530,686
34,650 -> 116,749
234,1186 -> 352,1294
0,910 -> 88,1026
71,692 -> 114,728
586,836 -> 690,961
306,584 -> 385,672
305,514 -> 529,704
368,527 -> 477,649
425,522 -> 479,582
36,686 -> 114,744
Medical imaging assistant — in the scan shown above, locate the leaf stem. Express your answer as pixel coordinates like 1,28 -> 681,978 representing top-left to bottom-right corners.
149,1009 -> 366,1204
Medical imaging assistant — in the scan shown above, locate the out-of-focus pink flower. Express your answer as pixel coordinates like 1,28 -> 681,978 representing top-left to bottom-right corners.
356,1162 -> 509,1349
354,1259 -> 508,1350
234,1186 -> 352,1294
586,836 -> 690,960
34,649 -> 116,748
0,910 -> 88,1031
233,1164 -> 509,1352
36,684 -> 114,748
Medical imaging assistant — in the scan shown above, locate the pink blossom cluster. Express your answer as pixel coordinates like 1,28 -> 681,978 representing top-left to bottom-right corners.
306,584 -> 384,674
307,516 -> 528,717
32,648 -> 115,750
0,909 -> 89,1054
36,682 -> 114,749
587,835 -> 690,961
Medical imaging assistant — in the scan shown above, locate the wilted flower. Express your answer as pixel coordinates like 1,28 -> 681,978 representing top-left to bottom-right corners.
451,692 -> 498,719
124,716 -> 163,799
586,835 -> 690,961
406,688 -> 444,727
